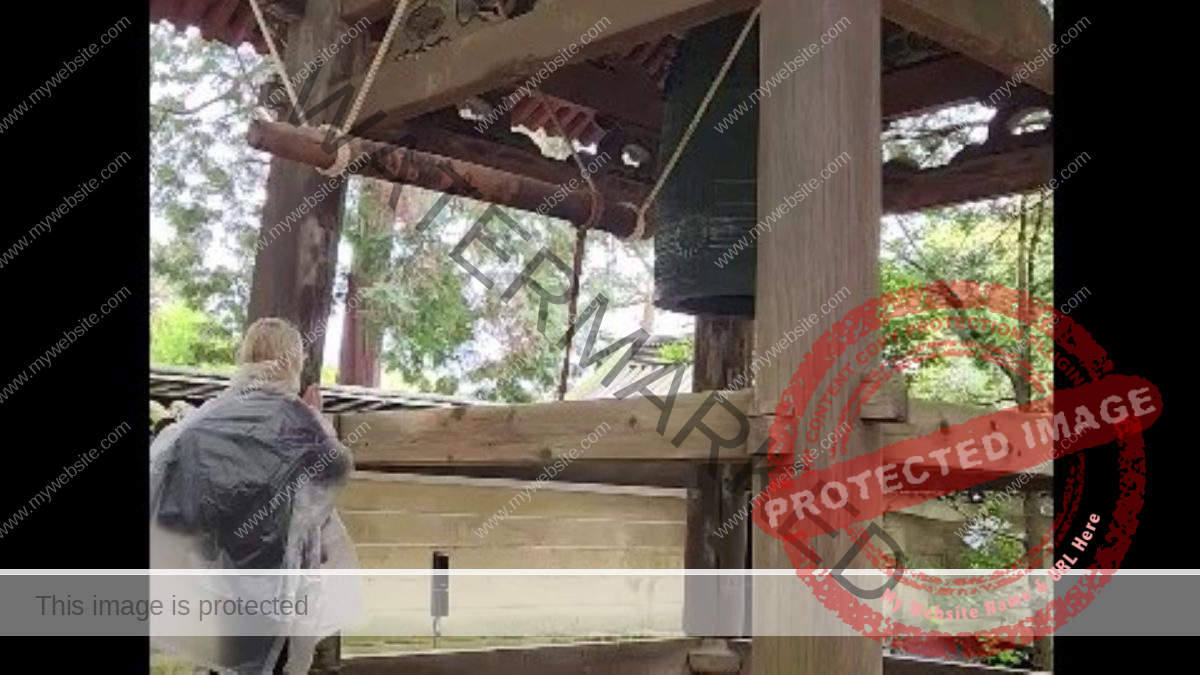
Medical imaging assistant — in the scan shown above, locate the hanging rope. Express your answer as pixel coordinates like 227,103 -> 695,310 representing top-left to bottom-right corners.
629,7 -> 760,241
248,0 -> 413,176
247,0 -> 300,114
557,225 -> 587,401
545,107 -> 597,401
319,0 -> 412,176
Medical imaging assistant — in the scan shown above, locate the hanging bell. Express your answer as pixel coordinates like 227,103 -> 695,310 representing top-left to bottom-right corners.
654,12 -> 759,317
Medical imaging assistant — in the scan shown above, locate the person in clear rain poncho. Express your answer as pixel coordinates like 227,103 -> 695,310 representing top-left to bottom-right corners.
150,318 -> 361,674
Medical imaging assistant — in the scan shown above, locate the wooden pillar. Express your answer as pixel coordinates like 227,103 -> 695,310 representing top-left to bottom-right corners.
752,1 -> 882,673
1023,491 -> 1053,669
246,0 -> 357,390
686,316 -> 754,652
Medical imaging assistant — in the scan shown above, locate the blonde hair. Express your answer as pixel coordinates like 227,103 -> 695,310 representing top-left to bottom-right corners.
239,317 -> 304,393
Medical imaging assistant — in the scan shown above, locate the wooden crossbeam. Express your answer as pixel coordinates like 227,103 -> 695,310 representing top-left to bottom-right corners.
883,55 -> 1003,120
881,400 -> 1054,485
341,390 -> 755,466
884,0 -> 1054,94
339,377 -> 908,468
368,461 -> 702,488
338,639 -> 1046,675
884,130 -> 1052,213
252,110 -> 1048,237
393,115 -> 652,205
246,119 -> 644,237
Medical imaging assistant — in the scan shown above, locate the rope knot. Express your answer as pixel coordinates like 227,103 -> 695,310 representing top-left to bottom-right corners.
317,125 -> 355,177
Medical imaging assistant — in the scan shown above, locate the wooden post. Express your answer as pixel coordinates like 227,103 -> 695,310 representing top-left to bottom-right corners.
685,316 -> 754,666
246,0 -> 358,391
752,1 -> 882,673
1023,491 -> 1053,669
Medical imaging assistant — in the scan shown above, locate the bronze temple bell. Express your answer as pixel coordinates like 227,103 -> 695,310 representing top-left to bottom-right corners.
654,12 -> 759,317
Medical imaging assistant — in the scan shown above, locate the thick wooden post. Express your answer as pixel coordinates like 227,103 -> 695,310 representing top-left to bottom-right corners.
685,316 -> 754,664
752,1 -> 882,673
246,0 -> 357,390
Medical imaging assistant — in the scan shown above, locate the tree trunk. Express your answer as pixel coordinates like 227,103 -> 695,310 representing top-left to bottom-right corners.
338,181 -> 397,387
245,0 -> 356,392
1014,195 -> 1031,407
1018,195 -> 1052,672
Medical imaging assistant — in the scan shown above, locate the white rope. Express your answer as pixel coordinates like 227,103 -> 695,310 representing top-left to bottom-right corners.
630,7 -> 760,241
319,0 -> 413,176
247,0 -> 413,177
247,0 -> 300,114
547,107 -> 602,230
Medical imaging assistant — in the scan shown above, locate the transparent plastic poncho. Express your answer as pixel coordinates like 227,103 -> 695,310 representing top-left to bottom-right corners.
149,376 -> 362,674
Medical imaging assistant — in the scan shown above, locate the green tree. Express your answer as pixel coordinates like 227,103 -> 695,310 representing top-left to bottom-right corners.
151,22 -> 269,354
150,300 -> 237,369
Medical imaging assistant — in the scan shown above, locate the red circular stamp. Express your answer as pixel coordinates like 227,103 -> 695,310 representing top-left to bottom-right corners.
751,280 -> 1161,659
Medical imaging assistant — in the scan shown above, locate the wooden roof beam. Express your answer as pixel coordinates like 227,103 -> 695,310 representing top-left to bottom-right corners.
246,119 -> 646,237
343,0 -> 1051,129
883,55 -> 1004,120
350,0 -> 758,125
883,129 -> 1052,213
883,0 -> 1055,95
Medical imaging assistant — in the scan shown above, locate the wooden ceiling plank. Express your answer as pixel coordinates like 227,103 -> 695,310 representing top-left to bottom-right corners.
882,0 -> 1055,95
